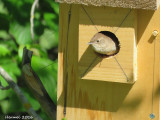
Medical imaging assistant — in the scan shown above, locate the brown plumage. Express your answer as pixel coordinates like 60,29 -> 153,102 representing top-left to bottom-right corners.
88,31 -> 120,56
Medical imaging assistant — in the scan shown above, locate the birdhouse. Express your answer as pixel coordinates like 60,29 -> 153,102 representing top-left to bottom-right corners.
56,0 -> 160,120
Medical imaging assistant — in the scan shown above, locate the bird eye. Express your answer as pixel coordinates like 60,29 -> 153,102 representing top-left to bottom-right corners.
97,40 -> 100,42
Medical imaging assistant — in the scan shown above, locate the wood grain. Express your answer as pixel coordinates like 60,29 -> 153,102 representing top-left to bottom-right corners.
57,3 -> 160,120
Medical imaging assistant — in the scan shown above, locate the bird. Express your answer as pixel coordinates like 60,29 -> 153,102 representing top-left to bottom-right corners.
88,31 -> 120,56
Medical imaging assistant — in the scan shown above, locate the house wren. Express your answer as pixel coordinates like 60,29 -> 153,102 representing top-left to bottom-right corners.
88,31 -> 120,56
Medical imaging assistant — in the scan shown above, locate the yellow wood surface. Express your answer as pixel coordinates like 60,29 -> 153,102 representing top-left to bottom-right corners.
78,6 -> 137,83
57,4 -> 160,120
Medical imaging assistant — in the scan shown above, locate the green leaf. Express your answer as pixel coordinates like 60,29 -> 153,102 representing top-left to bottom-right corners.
0,92 -> 25,113
0,88 -> 41,114
2,40 -> 18,52
43,12 -> 58,30
0,100 -> 11,114
0,1 -> 8,14
46,0 -> 59,14
9,23 -> 32,45
0,44 -> 11,56
0,89 -> 10,101
44,13 -> 57,20
0,31 -> 10,39
0,59 -> 21,81
18,45 -> 25,63
0,76 -> 9,87
39,109 -> 50,120
52,3 -> 59,15
0,31 -> 18,52
39,29 -> 58,50
62,118 -> 67,120
31,56 -> 57,104
22,88 -> 41,111
0,76 -> 12,100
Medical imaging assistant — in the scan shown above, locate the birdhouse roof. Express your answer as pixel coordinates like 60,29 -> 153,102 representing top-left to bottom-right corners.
56,0 -> 160,10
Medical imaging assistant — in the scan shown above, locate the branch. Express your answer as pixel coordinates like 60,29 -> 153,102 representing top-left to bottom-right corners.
30,0 -> 39,40
8,32 -> 19,47
0,81 -> 10,90
0,67 -> 42,120
22,47 -> 57,120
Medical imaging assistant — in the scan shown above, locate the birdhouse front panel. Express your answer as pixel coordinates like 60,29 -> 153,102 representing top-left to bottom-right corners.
57,2 -> 160,120
78,6 -> 137,83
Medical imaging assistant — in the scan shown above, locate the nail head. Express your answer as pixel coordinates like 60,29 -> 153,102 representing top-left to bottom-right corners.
152,30 -> 158,37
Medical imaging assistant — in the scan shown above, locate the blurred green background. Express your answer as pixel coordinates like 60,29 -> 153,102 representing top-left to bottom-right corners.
0,0 -> 59,119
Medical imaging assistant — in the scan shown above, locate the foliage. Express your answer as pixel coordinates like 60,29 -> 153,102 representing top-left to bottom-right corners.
0,0 -> 59,119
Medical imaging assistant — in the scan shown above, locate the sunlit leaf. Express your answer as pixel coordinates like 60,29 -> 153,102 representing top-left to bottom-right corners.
43,12 -> 57,30
18,45 -> 25,63
0,76 -> 12,100
0,1 -> 8,14
39,29 -> 58,50
0,59 -> 21,81
9,23 -> 32,45
0,31 -> 10,39
0,44 -> 11,56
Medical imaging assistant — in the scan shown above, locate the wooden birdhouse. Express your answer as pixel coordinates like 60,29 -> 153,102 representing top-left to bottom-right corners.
56,0 -> 160,120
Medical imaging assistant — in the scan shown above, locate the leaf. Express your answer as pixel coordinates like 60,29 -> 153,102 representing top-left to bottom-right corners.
0,31 -> 18,52
0,31 -> 10,39
0,1 -> 8,14
31,56 -> 57,104
0,58 -> 21,81
2,40 -> 18,52
0,76 -> 12,100
0,92 -> 25,114
46,0 -> 59,14
0,88 -> 41,114
39,29 -> 58,50
2,0 -> 31,24
18,45 -> 25,63
0,76 -> 9,87
39,109 -> 50,120
52,3 -> 59,15
44,13 -> 57,20
9,23 -> 32,45
0,61 -> 20,100
22,88 -> 41,111
0,100 -> 11,114
0,44 -> 11,56
43,12 -> 57,30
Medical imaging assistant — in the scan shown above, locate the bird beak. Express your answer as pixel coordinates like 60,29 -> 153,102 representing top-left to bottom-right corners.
88,42 -> 93,45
